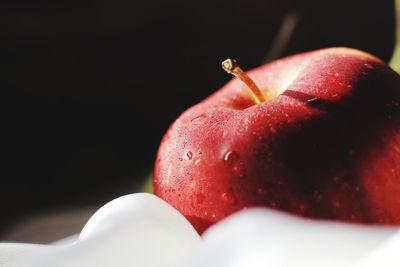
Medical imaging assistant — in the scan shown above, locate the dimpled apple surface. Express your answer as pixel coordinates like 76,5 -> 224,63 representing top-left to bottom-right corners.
154,47 -> 400,234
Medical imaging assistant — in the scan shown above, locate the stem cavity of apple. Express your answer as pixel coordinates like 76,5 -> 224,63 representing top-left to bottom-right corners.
221,58 -> 266,104
390,0 -> 400,73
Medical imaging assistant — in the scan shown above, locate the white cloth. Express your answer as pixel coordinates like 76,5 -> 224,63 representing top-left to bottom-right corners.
0,243 -> 50,267
1,193 -> 399,267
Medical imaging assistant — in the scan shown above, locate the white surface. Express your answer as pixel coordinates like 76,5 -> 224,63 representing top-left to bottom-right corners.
16,193 -> 201,267
0,243 -> 51,267
187,209 -> 398,267
1,193 -> 400,267
357,231 -> 400,267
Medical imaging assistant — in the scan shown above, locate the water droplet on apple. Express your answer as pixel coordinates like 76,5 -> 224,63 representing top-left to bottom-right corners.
224,151 -> 245,176
332,200 -> 341,208
187,151 -> 193,160
256,188 -> 267,195
191,114 -> 206,124
224,151 -> 239,166
224,151 -> 238,162
307,97 -> 318,103
221,190 -> 237,205
364,63 -> 374,70
196,194 -> 205,204
313,190 -> 323,201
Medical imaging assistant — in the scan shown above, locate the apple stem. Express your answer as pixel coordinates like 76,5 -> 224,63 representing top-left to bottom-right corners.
221,58 -> 266,103
390,0 -> 400,73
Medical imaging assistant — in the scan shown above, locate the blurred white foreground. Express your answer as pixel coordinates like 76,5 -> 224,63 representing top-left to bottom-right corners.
0,193 -> 399,267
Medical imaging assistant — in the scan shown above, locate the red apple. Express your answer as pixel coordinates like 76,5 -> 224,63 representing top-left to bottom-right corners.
154,47 -> 400,234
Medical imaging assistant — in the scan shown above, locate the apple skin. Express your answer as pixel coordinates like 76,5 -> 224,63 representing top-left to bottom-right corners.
154,47 -> 400,234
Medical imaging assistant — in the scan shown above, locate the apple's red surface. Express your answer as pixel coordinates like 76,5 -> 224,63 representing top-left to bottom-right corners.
154,48 -> 400,234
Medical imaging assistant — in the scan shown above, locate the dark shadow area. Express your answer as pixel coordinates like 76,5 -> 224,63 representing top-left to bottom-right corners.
270,64 -> 400,222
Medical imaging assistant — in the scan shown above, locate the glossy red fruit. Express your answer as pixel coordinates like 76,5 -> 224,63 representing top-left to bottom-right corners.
154,47 -> 400,234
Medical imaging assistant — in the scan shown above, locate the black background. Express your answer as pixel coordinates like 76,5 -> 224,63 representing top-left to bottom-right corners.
1,0 -> 395,234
